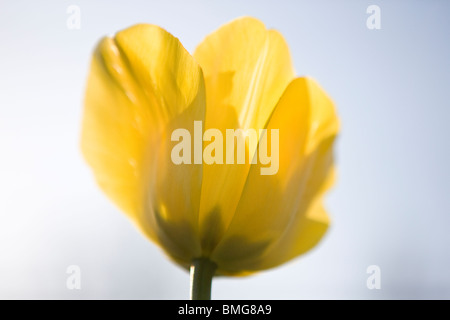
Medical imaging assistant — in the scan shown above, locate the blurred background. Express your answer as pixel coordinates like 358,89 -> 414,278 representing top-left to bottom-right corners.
1,0 -> 449,299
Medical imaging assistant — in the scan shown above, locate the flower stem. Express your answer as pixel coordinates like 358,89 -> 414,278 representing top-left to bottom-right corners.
190,258 -> 216,300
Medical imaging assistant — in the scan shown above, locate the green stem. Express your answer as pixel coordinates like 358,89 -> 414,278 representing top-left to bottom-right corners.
190,258 -> 217,300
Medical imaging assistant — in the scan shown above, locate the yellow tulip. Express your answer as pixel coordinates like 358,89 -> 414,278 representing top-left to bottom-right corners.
81,17 -> 339,298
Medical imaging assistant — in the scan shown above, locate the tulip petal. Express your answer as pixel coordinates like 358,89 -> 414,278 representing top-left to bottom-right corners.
194,17 -> 295,252
257,194 -> 332,271
194,17 -> 295,131
211,77 -> 339,274
81,24 -> 205,263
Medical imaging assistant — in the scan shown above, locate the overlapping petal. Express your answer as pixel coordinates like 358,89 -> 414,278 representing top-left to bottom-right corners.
81,24 -> 205,264
193,17 -> 296,253
211,77 -> 339,274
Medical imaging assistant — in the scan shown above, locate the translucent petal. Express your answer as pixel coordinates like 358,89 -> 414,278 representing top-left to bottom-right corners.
211,77 -> 339,274
194,17 -> 295,252
81,25 -> 205,263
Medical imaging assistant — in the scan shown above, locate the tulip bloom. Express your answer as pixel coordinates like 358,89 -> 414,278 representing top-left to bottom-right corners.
81,17 -> 339,298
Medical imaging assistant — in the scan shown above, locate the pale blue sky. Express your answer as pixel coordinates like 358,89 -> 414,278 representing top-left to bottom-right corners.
0,0 -> 449,299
